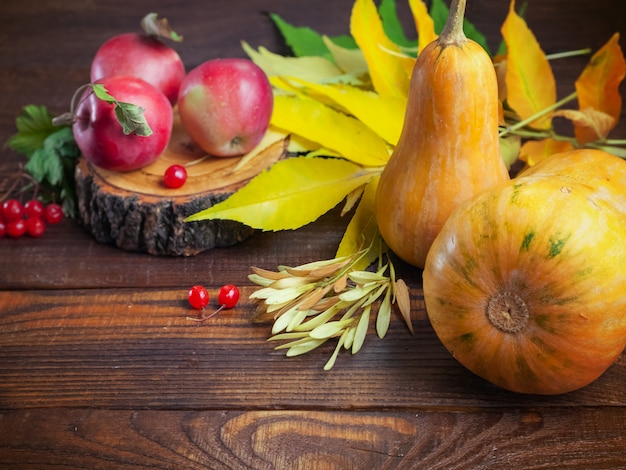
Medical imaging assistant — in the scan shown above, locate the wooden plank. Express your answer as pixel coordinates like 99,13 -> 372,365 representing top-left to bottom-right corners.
0,208 -> 349,290
1,289 -> 624,410
0,408 -> 625,469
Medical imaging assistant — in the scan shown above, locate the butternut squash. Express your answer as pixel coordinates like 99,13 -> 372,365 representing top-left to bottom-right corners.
423,150 -> 626,395
375,0 -> 509,268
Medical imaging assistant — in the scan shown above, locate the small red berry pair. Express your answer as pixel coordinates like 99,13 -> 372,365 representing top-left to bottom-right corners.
187,284 -> 240,322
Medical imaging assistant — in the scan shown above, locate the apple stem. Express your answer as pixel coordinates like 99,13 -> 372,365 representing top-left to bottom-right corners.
52,83 -> 91,127
140,13 -> 183,43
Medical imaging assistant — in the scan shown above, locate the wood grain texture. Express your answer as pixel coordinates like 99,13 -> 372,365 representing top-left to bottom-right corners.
1,0 -> 625,468
1,408 -> 625,469
0,288 -> 624,411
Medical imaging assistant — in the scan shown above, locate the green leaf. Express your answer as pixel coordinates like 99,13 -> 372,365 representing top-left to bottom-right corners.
269,13 -> 357,60
91,83 -> 152,136
22,126 -> 79,186
329,34 -> 358,50
10,106 -> 80,216
379,0 -> 417,49
6,105 -> 57,157
185,157 -> 375,230
270,13 -> 333,59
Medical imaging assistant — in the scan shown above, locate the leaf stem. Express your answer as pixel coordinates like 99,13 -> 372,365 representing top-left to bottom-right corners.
545,48 -> 591,60
500,91 -> 578,137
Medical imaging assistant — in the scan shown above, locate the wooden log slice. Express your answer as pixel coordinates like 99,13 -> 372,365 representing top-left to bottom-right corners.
75,114 -> 288,256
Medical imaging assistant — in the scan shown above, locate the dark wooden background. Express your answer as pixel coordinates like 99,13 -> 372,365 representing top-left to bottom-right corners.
1,0 -> 625,468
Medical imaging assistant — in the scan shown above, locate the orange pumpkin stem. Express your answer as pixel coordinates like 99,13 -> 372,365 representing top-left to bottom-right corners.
439,0 -> 467,46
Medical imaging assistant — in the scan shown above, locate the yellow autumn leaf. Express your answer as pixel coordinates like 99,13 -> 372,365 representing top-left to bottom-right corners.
185,158 -> 375,231
518,139 -> 575,167
554,108 -> 616,143
350,0 -> 413,98
286,133 -> 343,160
242,41 -> 343,83
270,94 -> 391,167
501,0 -> 556,130
270,76 -> 342,111
322,36 -> 369,77
408,0 -> 437,54
280,76 -> 406,145
574,33 -> 626,144
234,127 -> 290,171
336,175 -> 381,272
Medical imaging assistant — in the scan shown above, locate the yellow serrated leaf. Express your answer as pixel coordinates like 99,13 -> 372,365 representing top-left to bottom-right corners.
283,77 -> 406,145
501,0 -> 556,130
554,108 -> 616,142
518,139 -> 575,167
234,127 -> 288,172
271,95 -> 391,166
575,33 -> 626,144
242,41 -> 342,82
341,184 -> 365,216
322,36 -> 368,76
409,0 -> 437,54
185,157 -> 375,230
350,0 -> 412,98
336,175 -> 381,271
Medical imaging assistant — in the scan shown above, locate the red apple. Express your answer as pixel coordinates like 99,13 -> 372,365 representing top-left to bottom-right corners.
177,58 -> 273,157
73,75 -> 173,172
91,32 -> 185,105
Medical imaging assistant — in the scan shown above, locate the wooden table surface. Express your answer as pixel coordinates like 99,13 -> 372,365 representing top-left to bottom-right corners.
1,0 -> 626,468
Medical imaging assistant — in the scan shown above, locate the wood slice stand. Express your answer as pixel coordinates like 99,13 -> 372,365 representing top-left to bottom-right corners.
75,115 -> 288,256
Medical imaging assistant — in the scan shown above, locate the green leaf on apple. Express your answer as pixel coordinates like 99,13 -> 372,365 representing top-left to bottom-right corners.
91,83 -> 153,137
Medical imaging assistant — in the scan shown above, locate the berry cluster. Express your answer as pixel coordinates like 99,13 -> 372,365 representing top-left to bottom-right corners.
187,284 -> 240,323
0,199 -> 63,238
